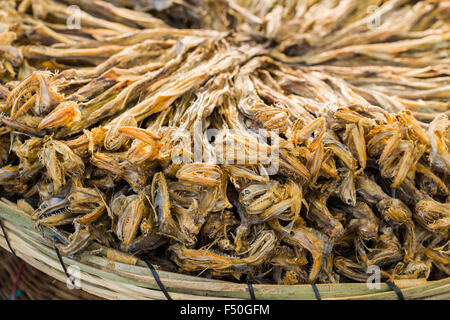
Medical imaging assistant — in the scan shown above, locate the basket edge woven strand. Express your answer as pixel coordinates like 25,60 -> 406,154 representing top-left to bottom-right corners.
0,199 -> 448,300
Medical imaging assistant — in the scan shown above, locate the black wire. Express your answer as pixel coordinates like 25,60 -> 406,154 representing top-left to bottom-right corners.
386,280 -> 405,300
0,219 -> 17,257
247,281 -> 256,300
311,283 -> 321,300
142,255 -> 172,300
53,237 -> 75,286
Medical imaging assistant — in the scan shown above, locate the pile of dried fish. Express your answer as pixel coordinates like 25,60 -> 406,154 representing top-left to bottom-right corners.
0,0 -> 448,285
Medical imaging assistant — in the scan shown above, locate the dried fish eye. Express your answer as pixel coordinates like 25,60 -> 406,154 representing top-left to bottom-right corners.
41,204 -> 47,209
69,196 -> 75,201
364,71 -> 377,77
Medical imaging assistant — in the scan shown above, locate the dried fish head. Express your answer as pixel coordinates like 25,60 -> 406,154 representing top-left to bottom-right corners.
377,198 -> 412,225
37,101 -> 81,130
33,196 -> 68,221
12,136 -> 43,163
151,172 -> 195,245
175,163 -> 222,187
0,164 -> 19,184
428,114 -> 450,172
307,190 -> 345,241
415,200 -> 450,233
343,122 -> 366,174
7,71 -> 63,119
356,174 -> 389,205
56,223 -> 93,257
334,256 -> 370,282
292,117 -> 326,151
342,201 -> 379,241
39,138 -> 84,191
115,191 -> 149,248
269,218 -> 331,283
66,186 -> 106,224
415,163 -> 449,197
104,114 -> 137,151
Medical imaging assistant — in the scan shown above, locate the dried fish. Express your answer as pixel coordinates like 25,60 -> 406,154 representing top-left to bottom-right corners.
0,0 -> 448,285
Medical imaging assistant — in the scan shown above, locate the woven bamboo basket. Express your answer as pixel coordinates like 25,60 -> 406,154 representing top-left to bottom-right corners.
0,247 -> 102,300
0,198 -> 448,300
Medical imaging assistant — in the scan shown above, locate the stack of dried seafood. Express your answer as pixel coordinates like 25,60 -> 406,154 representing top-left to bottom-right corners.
0,0 -> 448,285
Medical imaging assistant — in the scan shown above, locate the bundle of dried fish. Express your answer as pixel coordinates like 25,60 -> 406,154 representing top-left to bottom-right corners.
0,0 -> 448,285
